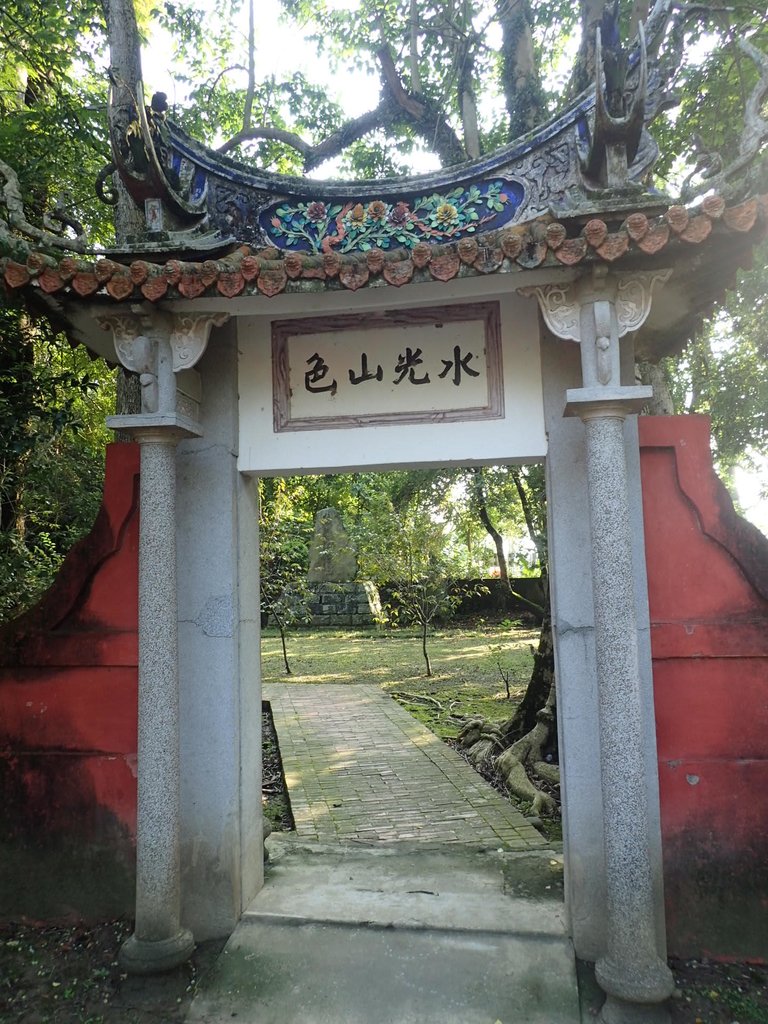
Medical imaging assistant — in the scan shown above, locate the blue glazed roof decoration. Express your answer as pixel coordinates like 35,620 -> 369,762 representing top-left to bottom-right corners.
259,180 -> 524,254
97,14 -> 686,257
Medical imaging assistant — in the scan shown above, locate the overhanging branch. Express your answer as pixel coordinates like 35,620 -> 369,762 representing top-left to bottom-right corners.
215,42 -> 468,171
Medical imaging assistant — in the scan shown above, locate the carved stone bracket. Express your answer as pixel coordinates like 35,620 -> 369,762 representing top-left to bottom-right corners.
526,283 -> 582,342
170,313 -> 230,372
99,312 -> 161,413
614,271 -> 671,336
98,313 -> 155,374
99,308 -> 228,430
526,269 -> 672,344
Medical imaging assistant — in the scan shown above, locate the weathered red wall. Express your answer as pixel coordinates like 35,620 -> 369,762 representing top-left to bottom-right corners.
3,422 -> 766,958
0,443 -> 139,920
639,415 -> 768,961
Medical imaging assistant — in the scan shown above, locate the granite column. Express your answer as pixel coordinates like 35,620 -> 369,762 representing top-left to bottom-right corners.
530,269 -> 674,1022
100,309 -> 227,973
577,401 -> 673,1023
119,425 -> 194,973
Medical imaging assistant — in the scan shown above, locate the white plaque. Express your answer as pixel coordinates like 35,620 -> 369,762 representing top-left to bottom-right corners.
272,303 -> 503,431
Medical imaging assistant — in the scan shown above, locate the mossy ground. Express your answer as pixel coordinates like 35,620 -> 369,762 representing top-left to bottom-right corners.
261,621 -> 539,740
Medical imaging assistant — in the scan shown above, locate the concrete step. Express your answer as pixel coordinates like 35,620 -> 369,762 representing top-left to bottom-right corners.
187,840 -> 581,1024
248,836 -> 568,934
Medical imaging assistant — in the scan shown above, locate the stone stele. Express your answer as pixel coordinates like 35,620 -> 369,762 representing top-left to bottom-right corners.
307,508 -> 358,584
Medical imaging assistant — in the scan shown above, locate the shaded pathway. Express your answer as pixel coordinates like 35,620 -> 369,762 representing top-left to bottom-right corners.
264,683 -> 547,849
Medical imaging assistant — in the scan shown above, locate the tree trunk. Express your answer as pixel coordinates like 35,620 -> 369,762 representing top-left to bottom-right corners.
273,613 -> 292,675
510,468 -> 547,568
422,617 -> 432,677
499,579 -> 555,750
100,0 -> 145,243
113,367 -> 142,441
496,0 -> 545,139
457,582 -> 557,812
637,360 -> 675,415
471,467 -> 509,583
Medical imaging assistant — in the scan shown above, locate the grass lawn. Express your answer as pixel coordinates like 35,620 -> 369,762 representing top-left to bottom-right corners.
260,621 -> 541,738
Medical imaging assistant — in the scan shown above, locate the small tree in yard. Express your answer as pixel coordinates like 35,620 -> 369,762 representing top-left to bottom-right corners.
365,510 -> 462,677
259,516 -> 312,675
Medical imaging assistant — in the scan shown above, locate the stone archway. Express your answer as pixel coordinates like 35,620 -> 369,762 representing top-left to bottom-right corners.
94,265 -> 673,1018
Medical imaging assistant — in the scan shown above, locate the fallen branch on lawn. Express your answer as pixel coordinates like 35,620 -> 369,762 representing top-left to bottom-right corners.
391,690 -> 444,712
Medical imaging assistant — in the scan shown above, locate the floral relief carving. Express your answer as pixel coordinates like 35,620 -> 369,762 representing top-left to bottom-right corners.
261,180 -> 524,253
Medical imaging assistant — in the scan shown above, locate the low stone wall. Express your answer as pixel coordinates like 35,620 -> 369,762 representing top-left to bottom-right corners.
307,581 -> 382,627
377,577 -> 545,624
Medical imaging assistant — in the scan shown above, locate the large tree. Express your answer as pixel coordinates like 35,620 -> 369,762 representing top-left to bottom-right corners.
0,0 -> 119,620
4,0 -> 767,799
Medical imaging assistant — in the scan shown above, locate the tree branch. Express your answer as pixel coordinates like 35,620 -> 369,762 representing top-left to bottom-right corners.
377,44 -> 467,165
217,39 -> 469,170
243,0 -> 255,129
217,125 -> 313,157
377,44 -> 425,117
305,101 -> 394,169
409,0 -> 423,95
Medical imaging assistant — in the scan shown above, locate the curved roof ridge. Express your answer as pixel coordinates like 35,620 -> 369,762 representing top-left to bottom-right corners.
3,193 -> 763,304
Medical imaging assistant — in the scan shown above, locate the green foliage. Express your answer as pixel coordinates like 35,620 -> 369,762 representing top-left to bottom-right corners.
361,506 -> 465,676
0,299 -> 115,621
652,2 -> 768,186
662,240 -> 768,480
0,0 -> 113,244
258,480 -> 314,673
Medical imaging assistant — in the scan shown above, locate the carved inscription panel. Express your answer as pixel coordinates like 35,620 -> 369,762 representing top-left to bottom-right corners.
272,303 -> 503,432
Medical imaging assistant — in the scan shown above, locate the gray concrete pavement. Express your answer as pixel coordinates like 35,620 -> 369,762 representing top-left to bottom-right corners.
188,841 -> 581,1024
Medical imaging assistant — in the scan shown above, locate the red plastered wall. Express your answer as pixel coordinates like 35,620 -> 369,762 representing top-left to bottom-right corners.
0,443 -> 139,918
639,415 -> 768,961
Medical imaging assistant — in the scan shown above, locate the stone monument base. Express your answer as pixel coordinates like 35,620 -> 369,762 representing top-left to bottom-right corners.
308,581 -> 382,627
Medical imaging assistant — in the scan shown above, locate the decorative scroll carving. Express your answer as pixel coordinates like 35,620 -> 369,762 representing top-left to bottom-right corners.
513,138 -> 579,222
524,283 -> 581,342
526,269 -> 672,344
615,270 -> 671,336
169,312 -> 230,371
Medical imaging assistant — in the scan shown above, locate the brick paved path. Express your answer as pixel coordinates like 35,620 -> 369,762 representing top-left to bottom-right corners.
264,684 -> 547,850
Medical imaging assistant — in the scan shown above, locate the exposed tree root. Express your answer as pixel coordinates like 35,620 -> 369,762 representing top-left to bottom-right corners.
391,691 -> 444,711
456,718 -> 504,767
458,678 -> 559,817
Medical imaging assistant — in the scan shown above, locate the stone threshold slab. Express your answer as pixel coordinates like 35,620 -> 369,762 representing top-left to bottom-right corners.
251,838 -> 567,937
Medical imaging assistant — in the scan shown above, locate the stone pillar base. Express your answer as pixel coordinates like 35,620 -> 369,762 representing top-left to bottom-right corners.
596,954 -> 673,1006
307,581 -> 382,627
599,994 -> 671,1024
118,928 -> 195,974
